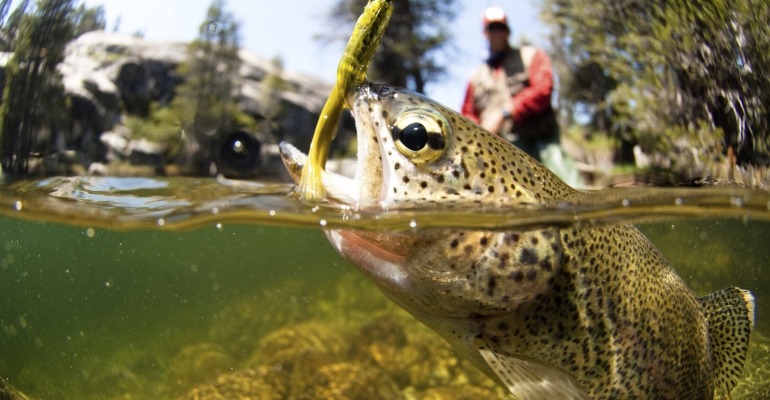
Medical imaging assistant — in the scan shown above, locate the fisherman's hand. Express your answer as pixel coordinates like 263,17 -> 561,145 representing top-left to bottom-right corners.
481,111 -> 505,134
481,108 -> 512,135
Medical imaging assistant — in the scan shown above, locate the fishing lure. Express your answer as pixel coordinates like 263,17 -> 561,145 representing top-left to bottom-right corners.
298,0 -> 393,201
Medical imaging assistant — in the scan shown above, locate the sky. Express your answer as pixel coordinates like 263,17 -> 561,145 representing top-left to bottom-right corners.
79,0 -> 550,110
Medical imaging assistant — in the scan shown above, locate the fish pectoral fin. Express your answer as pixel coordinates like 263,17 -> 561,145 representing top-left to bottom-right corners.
476,341 -> 589,400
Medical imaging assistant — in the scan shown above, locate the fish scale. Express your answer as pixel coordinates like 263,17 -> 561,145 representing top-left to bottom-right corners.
279,83 -> 755,399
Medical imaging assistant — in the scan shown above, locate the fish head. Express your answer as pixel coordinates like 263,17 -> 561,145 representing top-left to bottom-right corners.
282,83 -> 577,209
279,83 -> 579,317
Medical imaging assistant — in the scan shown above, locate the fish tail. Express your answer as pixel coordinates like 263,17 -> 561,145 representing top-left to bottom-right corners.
698,287 -> 755,397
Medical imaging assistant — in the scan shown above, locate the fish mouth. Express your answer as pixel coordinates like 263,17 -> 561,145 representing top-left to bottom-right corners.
279,83 -> 393,209
278,141 -> 359,205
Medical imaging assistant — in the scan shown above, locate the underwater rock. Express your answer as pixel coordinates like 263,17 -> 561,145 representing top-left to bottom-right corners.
245,321 -> 350,379
178,366 -> 286,400
392,324 -> 497,391
288,362 -> 403,400
166,343 -> 235,397
208,280 -> 317,358
0,377 -> 29,400
74,345 -> 167,399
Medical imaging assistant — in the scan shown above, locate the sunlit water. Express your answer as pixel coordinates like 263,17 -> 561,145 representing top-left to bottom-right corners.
1,176 -> 769,399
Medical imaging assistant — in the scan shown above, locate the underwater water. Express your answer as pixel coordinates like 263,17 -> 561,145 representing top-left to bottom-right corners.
0,176 -> 769,399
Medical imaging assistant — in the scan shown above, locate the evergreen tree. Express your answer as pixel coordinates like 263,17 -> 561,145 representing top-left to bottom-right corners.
167,0 -> 257,174
542,0 -> 770,166
322,0 -> 458,93
0,0 -> 75,175
0,0 -> 30,51
71,3 -> 105,37
181,0 -> 242,137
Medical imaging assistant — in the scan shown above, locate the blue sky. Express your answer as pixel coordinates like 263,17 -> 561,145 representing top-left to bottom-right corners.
80,0 -> 549,110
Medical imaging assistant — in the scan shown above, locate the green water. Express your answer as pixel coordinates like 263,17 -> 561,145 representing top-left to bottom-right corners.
0,176 -> 769,399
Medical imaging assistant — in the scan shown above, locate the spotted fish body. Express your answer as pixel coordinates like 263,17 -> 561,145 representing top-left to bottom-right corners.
279,84 -> 755,399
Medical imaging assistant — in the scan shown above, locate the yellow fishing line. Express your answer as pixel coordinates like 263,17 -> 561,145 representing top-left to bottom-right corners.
298,0 -> 393,201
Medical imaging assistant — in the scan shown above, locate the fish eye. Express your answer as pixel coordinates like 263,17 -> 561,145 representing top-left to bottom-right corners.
391,108 -> 450,163
398,122 -> 428,151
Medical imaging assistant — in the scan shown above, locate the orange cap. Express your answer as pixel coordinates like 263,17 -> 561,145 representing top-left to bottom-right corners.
483,6 -> 509,29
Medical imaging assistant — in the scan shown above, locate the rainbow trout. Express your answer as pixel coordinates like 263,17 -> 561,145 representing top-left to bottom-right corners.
279,84 -> 755,399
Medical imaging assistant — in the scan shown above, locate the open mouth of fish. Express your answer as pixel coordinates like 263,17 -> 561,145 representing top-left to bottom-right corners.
279,84 -> 400,209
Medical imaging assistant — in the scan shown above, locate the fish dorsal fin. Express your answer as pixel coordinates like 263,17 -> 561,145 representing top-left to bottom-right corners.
476,340 -> 590,400
699,287 -> 755,397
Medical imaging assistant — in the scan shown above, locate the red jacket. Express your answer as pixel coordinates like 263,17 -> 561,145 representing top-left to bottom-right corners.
461,47 -> 554,125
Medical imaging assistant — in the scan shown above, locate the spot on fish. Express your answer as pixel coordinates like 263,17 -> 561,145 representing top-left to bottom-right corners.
519,248 -> 538,265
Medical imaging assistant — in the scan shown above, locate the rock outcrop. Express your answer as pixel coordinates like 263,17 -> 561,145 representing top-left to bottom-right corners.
2,30 -> 352,178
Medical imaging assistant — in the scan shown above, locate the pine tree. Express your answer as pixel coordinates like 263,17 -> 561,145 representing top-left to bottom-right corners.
0,0 -> 30,51
0,0 -> 75,175
169,0 -> 256,174
322,0 -> 458,93
182,0 -> 242,137
71,3 -> 105,37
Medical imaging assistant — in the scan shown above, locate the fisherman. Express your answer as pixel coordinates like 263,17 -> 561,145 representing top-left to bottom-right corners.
462,7 -> 582,185
461,6 -> 559,161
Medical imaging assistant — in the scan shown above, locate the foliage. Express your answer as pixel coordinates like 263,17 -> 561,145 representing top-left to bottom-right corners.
124,103 -> 182,145
0,0 -> 103,52
0,0 -> 108,175
542,0 -> 770,166
0,0 -> 75,175
322,0 -> 459,93
71,3 -> 105,37
258,56 -> 290,130
0,0 -> 30,51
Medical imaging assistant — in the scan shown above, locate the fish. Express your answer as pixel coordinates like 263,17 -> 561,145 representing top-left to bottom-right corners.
279,83 -> 755,399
